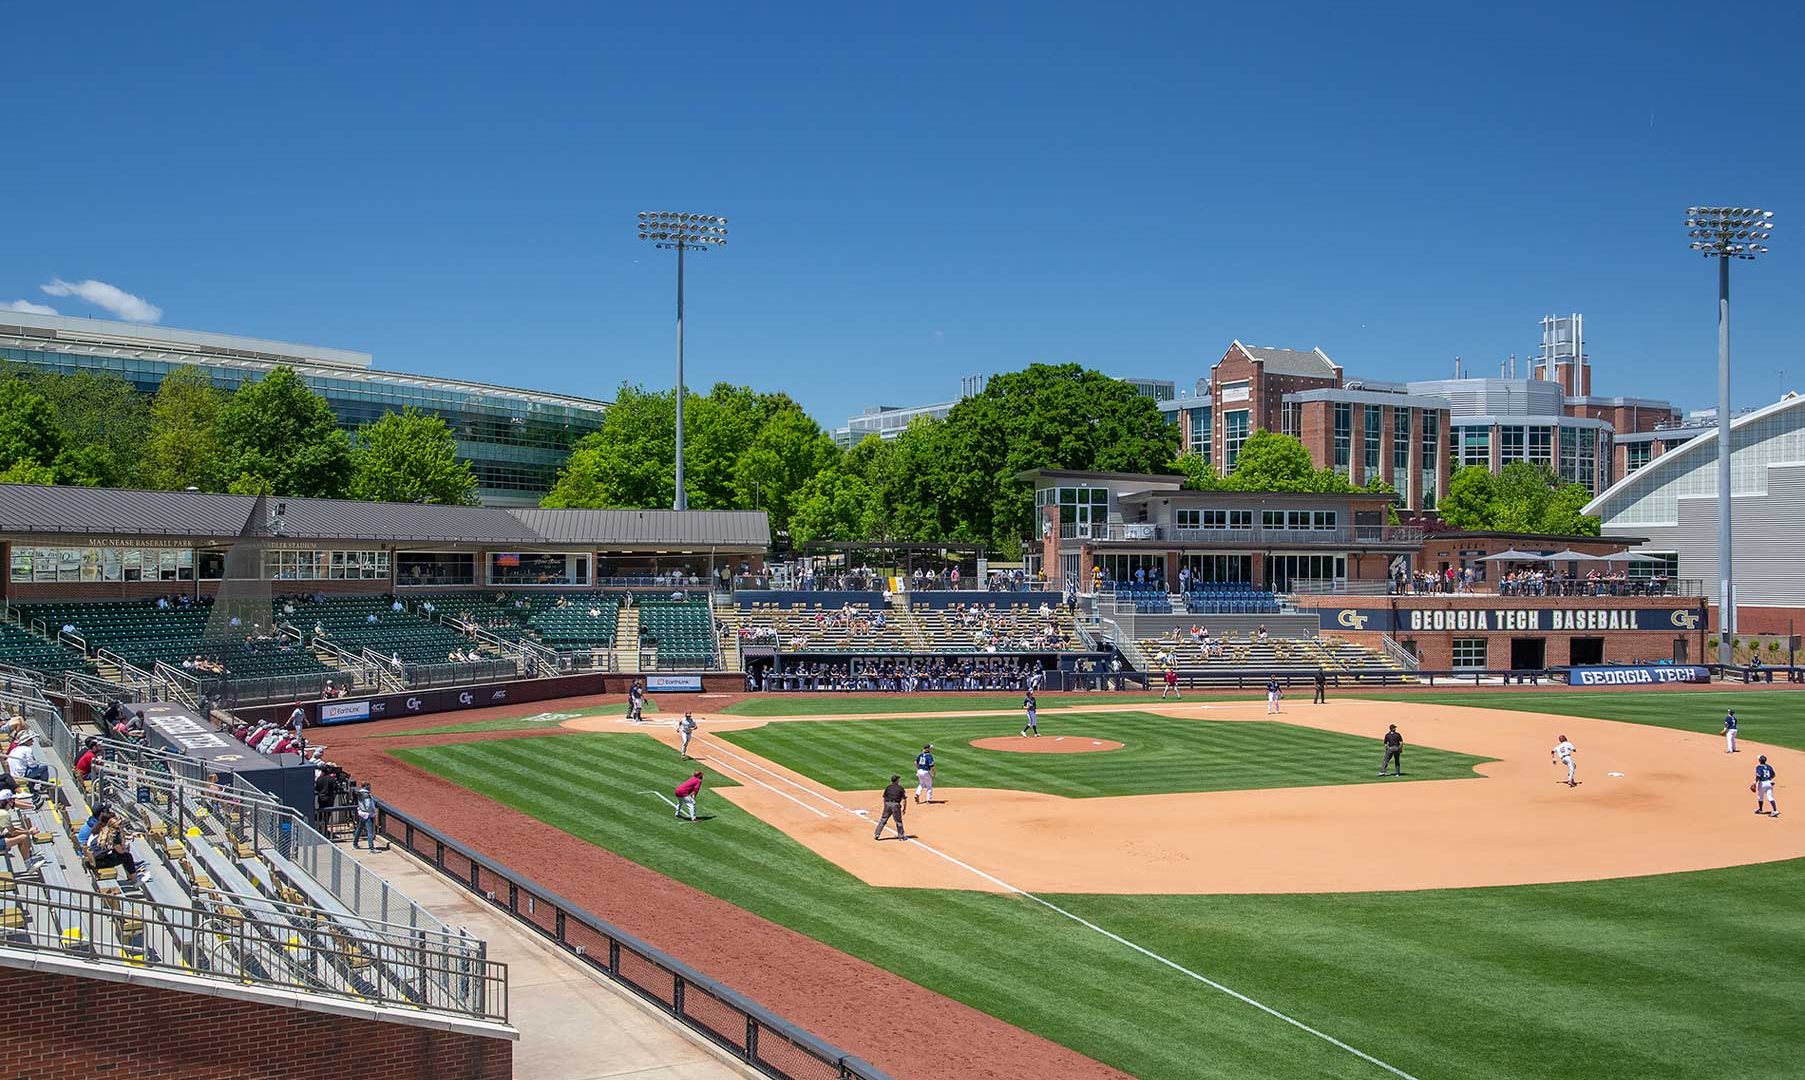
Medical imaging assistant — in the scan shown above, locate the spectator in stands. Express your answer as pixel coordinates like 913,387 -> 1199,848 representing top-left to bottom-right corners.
75,738 -> 100,783
0,788 -> 45,870
353,782 -> 380,849
83,808 -> 147,883
6,733 -> 47,784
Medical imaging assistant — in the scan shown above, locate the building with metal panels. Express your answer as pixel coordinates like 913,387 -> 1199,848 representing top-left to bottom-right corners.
1584,392 -> 1805,636
0,311 -> 608,506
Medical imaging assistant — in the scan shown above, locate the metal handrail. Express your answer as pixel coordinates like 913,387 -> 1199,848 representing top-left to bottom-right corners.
378,803 -> 885,1079
1378,635 -> 1421,672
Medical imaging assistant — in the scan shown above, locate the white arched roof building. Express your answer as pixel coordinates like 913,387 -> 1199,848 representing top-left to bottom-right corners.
1584,392 -> 1805,627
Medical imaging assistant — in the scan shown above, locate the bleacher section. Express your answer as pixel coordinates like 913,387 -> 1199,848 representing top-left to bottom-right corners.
17,600 -> 328,678
1137,633 -> 1405,675
735,602 -> 914,653
0,622 -> 93,680
291,596 -> 488,666
909,600 -> 1082,653
417,591 -> 621,653
1184,583 -> 1281,615
1109,583 -> 1172,614
637,596 -> 715,668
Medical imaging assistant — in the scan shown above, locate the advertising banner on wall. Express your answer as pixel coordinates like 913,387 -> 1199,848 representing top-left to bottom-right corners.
1567,665 -> 1711,687
1319,606 -> 1704,634
646,674 -> 704,692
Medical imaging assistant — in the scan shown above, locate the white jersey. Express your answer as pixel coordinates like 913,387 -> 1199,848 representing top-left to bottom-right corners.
1552,741 -> 1576,764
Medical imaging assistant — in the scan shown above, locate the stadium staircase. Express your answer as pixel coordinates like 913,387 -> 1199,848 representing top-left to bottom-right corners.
615,605 -> 642,673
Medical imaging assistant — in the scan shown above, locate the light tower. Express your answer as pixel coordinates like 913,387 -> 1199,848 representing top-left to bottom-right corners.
1685,206 -> 1775,666
638,211 -> 729,510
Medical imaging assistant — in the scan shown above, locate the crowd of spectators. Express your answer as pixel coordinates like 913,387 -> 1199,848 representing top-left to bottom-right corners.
943,602 -> 1072,652
749,656 -> 1046,692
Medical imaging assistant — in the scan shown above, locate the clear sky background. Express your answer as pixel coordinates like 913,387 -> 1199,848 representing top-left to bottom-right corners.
5,1 -> 1800,425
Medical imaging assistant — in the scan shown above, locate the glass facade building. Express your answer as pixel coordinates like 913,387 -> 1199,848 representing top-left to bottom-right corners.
0,312 -> 607,505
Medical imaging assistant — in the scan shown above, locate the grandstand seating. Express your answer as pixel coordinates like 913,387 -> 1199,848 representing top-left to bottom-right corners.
1108,583 -> 1172,614
735,602 -> 914,653
1184,583 -> 1280,615
290,596 -> 484,666
526,597 -> 620,649
1137,633 -> 1402,674
0,622 -> 93,680
637,596 -> 715,667
414,592 -> 620,652
909,601 -> 1082,652
17,600 -> 327,678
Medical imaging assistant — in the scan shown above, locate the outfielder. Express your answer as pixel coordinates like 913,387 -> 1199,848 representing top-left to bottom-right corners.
914,744 -> 935,804
677,711 -> 699,758
1020,692 -> 1038,738
1754,756 -> 1779,817
1722,709 -> 1740,754
673,770 -> 703,821
874,774 -> 907,840
1266,677 -> 1282,714
1551,734 -> 1579,787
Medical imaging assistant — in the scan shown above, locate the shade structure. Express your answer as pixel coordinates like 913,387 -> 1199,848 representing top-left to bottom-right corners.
1477,549 -> 1546,562
1544,549 -> 1607,562
1609,551 -> 1671,563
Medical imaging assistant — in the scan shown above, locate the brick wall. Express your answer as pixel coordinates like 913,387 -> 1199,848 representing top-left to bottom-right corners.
0,964 -> 510,1080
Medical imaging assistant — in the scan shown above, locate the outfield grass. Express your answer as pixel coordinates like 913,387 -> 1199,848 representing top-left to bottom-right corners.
715,712 -> 1490,797
719,692 -> 1182,716
397,730 -> 1805,1080
378,700 -> 660,738
1356,689 -> 1805,750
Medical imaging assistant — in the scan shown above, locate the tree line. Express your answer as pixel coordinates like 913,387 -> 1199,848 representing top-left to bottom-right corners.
0,363 -> 477,504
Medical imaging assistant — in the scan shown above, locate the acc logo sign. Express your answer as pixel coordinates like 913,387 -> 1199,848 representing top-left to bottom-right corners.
1336,609 -> 1370,630
1670,610 -> 1700,629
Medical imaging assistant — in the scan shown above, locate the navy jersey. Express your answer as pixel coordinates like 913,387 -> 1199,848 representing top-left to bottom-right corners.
1725,713 -> 1738,730
1024,694 -> 1036,710
916,751 -> 935,771
1756,763 -> 1775,783
1266,680 -> 1279,695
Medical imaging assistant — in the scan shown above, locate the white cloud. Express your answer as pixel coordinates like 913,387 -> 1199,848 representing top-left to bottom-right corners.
2,300 -> 59,315
39,278 -> 162,323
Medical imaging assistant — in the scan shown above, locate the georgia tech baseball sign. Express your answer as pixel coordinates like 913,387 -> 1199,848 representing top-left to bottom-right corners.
1321,607 -> 1703,633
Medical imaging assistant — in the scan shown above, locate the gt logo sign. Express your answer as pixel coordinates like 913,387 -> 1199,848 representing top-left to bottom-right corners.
458,692 -> 475,705
1336,609 -> 1370,630
1670,610 -> 1700,629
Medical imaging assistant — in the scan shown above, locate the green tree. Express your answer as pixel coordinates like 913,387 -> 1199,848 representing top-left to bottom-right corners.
1537,483 -> 1601,536
30,370 -> 148,488
0,381 -> 64,477
1489,462 -> 1561,533
1432,461 -> 1600,535
0,460 -> 57,485
733,406 -> 839,535
788,465 -> 877,544
541,385 -> 676,508
145,365 -> 227,491
1436,466 -> 1498,531
1224,431 -> 1356,493
1172,452 -> 1223,491
215,366 -> 352,498
348,408 -> 478,505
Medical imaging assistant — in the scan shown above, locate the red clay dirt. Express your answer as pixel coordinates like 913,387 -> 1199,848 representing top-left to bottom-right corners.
327,726 -> 1131,1080
970,735 -> 1125,754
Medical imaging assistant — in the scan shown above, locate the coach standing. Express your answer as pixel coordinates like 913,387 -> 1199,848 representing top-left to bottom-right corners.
874,774 -> 907,840
1378,724 -> 1403,776
1313,669 -> 1326,705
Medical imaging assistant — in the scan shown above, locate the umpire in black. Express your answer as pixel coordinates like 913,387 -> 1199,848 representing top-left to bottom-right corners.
874,774 -> 907,840
1379,724 -> 1403,776
1313,669 -> 1327,704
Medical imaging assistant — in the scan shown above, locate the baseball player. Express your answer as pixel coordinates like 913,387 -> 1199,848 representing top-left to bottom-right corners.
1162,667 -> 1180,700
673,770 -> 703,821
1721,709 -> 1740,754
914,744 -> 936,804
1266,677 -> 1281,714
627,680 -> 645,723
1378,724 -> 1403,776
1754,755 -> 1779,817
1551,734 -> 1579,787
677,711 -> 699,758
874,774 -> 907,840
1020,691 -> 1039,738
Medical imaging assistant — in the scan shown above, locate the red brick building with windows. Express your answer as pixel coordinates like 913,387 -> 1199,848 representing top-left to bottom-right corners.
1205,342 -> 1341,474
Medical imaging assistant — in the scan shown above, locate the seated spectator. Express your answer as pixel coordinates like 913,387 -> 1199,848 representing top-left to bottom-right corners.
82,808 -> 147,883
366,613 -> 378,624
0,789 -> 45,870
74,738 -> 100,782
6,734 -> 48,784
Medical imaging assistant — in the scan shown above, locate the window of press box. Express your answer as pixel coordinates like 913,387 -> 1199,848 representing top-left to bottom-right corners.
488,552 -> 592,586
263,550 -> 391,581
397,552 -> 477,586
10,546 -> 197,582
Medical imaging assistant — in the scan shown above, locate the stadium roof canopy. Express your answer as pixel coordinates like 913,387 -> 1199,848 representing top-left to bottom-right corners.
0,484 -> 770,549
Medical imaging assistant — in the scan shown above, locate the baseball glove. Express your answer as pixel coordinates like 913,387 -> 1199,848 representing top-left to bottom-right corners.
1751,782 -> 1759,793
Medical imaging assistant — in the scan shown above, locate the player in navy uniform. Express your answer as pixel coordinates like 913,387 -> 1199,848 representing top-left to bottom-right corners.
1265,677 -> 1282,714
1020,692 -> 1039,738
914,744 -> 936,804
1754,755 -> 1779,817
1721,710 -> 1740,753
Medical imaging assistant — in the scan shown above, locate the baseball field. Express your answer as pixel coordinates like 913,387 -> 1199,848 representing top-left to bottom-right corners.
358,687 -> 1805,1080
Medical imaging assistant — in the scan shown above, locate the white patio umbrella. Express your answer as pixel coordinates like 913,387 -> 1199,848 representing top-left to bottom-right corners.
1478,549 -> 1546,562
1545,549 -> 1606,562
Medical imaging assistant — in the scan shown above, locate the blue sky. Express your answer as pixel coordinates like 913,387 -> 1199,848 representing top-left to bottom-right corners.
6,1 -> 1801,425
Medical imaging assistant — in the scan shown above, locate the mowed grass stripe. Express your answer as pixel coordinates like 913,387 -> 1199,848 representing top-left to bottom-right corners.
397,733 -> 1388,1080
720,693 -> 1185,716
1349,689 -> 1805,750
715,711 -> 1490,798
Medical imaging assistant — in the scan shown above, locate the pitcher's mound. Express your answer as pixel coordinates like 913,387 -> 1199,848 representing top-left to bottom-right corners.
971,736 -> 1125,754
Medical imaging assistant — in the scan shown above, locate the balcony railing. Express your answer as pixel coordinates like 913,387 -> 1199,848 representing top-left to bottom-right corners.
1056,522 -> 1424,546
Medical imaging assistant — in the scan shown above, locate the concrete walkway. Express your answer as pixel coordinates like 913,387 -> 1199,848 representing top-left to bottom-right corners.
348,843 -> 756,1080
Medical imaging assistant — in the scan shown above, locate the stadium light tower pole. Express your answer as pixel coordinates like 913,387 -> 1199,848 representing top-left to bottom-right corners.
1686,206 -> 1775,666
638,211 -> 729,510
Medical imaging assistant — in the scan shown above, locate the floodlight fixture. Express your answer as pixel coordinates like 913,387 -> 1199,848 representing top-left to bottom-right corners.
636,210 -> 732,510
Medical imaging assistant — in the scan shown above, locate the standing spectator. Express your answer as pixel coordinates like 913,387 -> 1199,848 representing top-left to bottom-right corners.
673,771 -> 704,821
873,774 -> 907,840
1379,724 -> 1403,776
353,783 -> 380,849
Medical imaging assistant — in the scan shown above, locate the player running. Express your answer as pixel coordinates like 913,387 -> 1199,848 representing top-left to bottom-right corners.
676,711 -> 699,758
1020,691 -> 1039,738
1551,734 -> 1579,787
1754,755 -> 1779,817
914,744 -> 935,804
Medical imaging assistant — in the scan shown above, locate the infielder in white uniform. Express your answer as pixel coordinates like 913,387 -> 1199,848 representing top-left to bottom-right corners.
677,711 -> 699,759
914,744 -> 935,804
1551,734 -> 1578,787
1721,710 -> 1740,754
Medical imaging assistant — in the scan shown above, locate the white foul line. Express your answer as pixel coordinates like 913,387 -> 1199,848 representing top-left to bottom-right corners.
698,734 -> 1421,1080
641,789 -> 680,811
696,753 -> 829,818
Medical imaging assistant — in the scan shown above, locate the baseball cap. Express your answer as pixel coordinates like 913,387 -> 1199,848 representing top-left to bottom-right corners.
0,790 -> 14,804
